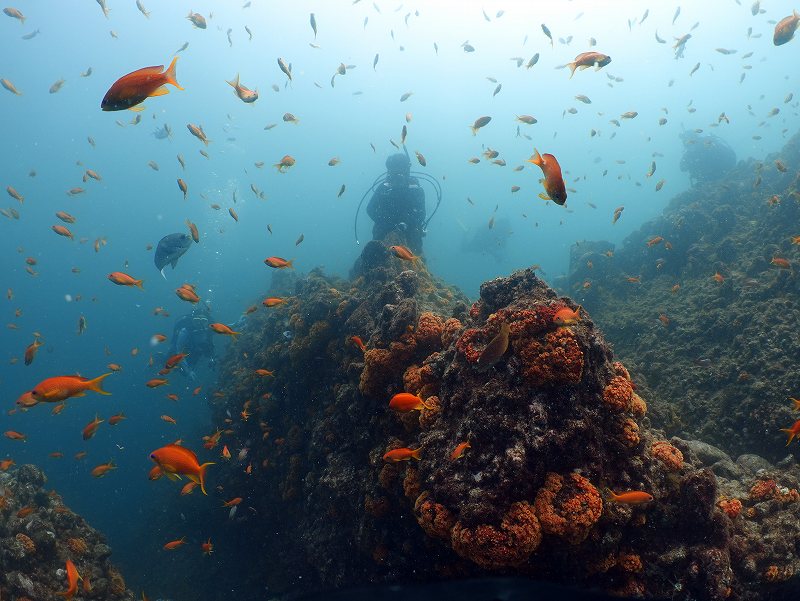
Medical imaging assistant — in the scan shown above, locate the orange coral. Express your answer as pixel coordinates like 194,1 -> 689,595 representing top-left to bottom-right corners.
15,532 -> 35,554
414,493 -> 455,540
717,497 -> 742,519
419,395 -> 440,429
403,465 -> 421,500
515,328 -> 584,387
359,339 -> 416,398
451,501 -> 541,569
534,472 -> 603,544
619,418 -> 640,448
415,312 -> 444,351
612,361 -> 631,381
602,376 -> 633,412
749,479 -> 778,501
617,552 -> 643,573
651,441 -> 684,471
66,537 -> 89,555
630,393 -> 647,417
441,317 -> 463,348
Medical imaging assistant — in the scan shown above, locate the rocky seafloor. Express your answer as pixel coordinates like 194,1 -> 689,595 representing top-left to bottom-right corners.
0,463 -> 135,600
197,229 -> 800,601
562,130 -> 800,464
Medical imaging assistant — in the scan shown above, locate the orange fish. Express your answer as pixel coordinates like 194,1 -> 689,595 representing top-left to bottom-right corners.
350,335 -> 366,352
177,178 -> 188,200
161,414 -> 177,425
163,537 -> 186,550
52,225 -> 74,239
264,256 -> 294,269
82,415 -> 104,440
180,481 -> 198,495
771,257 -> 792,270
52,402 -> 67,415
553,306 -> 581,326
222,497 -> 242,507
528,148 -> 567,205
607,490 -> 654,504
58,559 -> 80,599
176,285 -> 200,303
23,339 -> 43,366
254,369 -> 274,377
201,538 -> 214,555
226,73 -> 258,103
221,445 -> 232,460
109,412 -> 126,425
389,245 -> 422,267
274,155 -> 296,172
101,57 -> 183,111
148,465 -> 163,480
91,461 -> 117,478
450,441 -> 471,460
152,334 -> 167,343
781,419 -> 800,445
107,363 -> 123,371
108,271 -> 144,288
388,392 -> 430,412
382,447 -> 422,462
0,458 -> 14,470
31,373 -> 112,403
146,378 -> 168,388
566,51 -> 612,77
210,323 -> 239,337
646,236 -> 664,247
712,272 -> 725,284
149,444 -> 214,495
774,10 -> 800,46
262,297 -> 286,307
165,352 -> 189,369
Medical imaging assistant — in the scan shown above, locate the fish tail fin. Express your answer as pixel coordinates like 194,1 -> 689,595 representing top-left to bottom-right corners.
87,372 -> 113,395
470,126 -> 477,136
135,279 -> 144,289
781,429 -> 795,446
568,62 -> 577,78
411,448 -> 423,460
198,462 -> 214,495
165,56 -> 183,90
527,148 -> 543,167
287,259 -> 295,269
226,73 -> 239,88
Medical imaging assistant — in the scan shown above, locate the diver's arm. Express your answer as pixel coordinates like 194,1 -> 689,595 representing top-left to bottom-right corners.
366,188 -> 386,220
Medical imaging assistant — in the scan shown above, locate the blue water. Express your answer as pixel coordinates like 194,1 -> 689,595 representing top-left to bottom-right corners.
0,0 -> 796,597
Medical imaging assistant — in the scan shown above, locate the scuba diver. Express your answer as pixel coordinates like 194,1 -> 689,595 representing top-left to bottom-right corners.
354,147 -> 442,254
168,302 -> 216,380
679,130 -> 736,186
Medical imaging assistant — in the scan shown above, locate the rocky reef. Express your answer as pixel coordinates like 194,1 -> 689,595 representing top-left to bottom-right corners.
0,463 -> 135,600
562,131 -> 800,462
207,239 -> 800,601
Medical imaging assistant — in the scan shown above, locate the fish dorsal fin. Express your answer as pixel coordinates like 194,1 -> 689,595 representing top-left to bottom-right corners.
150,86 -> 170,97
130,65 -> 165,76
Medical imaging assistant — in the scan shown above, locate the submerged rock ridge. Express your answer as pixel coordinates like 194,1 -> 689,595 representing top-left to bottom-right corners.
564,131 -> 800,462
211,244 -> 800,600
0,464 -> 135,600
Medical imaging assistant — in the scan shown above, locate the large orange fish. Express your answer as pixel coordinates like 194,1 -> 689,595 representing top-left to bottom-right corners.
58,559 -> 80,599
528,148 -> 567,205
101,57 -> 183,111
30,373 -> 112,403
149,444 -> 214,495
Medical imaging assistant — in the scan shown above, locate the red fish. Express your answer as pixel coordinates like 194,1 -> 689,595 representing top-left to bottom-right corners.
607,490 -> 654,504
383,447 -> 422,462
388,393 -> 430,412
58,559 -> 80,599
528,148 -> 567,205
101,57 -> 183,111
